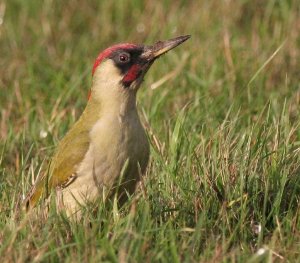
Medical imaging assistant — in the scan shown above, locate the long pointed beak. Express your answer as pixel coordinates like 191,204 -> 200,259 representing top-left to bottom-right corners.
142,35 -> 191,61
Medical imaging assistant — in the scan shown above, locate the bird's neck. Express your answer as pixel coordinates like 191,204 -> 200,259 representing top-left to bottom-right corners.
84,88 -> 139,130
88,59 -> 140,118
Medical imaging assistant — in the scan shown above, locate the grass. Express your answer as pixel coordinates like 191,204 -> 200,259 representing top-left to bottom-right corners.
1,0 -> 300,262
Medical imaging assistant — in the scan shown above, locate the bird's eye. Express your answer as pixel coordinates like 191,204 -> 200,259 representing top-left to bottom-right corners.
119,53 -> 130,63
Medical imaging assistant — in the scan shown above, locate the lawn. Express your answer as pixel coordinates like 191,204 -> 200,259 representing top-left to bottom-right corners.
0,0 -> 300,262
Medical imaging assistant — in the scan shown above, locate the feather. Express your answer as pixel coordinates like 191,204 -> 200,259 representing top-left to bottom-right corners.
24,98 -> 102,209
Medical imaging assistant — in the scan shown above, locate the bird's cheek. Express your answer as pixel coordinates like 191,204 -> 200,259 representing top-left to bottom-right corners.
122,64 -> 142,88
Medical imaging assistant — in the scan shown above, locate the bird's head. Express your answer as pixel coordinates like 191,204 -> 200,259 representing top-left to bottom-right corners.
89,35 -> 190,109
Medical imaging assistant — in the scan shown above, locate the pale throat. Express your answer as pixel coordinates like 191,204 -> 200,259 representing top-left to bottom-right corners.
91,60 -> 139,118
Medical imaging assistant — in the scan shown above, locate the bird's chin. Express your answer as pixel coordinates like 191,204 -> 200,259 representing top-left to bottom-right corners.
130,61 -> 154,90
130,76 -> 144,90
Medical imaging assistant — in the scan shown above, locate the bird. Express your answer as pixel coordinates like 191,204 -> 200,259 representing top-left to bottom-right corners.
23,35 -> 191,216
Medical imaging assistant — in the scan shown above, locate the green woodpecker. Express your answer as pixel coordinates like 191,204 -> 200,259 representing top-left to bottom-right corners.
24,35 -> 190,216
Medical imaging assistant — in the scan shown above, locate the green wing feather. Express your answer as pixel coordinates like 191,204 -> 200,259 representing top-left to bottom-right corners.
24,100 -> 101,209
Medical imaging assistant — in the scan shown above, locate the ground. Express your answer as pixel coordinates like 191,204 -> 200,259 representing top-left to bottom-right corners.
0,0 -> 300,262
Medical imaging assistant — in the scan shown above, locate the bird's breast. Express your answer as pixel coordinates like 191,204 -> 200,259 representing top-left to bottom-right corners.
64,111 -> 149,202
